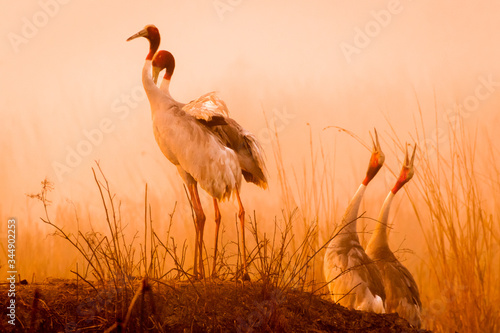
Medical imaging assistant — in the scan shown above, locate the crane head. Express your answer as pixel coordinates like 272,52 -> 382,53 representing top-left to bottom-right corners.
392,143 -> 417,194
363,128 -> 385,185
127,25 -> 161,60
152,50 -> 176,84
126,24 -> 159,42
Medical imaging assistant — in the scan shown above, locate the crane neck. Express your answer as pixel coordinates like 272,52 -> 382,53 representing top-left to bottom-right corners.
160,78 -> 173,98
142,59 -> 164,108
367,191 -> 395,253
339,184 -> 366,236
146,36 -> 160,61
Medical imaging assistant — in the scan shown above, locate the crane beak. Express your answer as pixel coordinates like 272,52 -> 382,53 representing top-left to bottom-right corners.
363,128 -> 385,185
371,128 -> 385,165
404,143 -> 417,179
392,143 -> 417,193
152,66 -> 161,84
127,28 -> 148,42
410,143 -> 417,167
404,143 -> 417,168
402,143 -> 417,179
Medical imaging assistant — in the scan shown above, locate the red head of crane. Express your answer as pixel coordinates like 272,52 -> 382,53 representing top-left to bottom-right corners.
127,25 -> 160,60
365,144 -> 422,328
152,50 -> 175,82
324,129 -> 386,313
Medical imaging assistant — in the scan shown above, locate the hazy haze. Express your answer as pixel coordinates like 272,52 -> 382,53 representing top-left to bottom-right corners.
1,0 -> 500,279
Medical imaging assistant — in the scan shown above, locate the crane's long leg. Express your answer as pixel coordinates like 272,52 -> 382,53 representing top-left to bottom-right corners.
194,185 -> 206,278
235,188 -> 250,280
212,198 -> 221,278
188,183 -> 206,279
187,184 -> 199,278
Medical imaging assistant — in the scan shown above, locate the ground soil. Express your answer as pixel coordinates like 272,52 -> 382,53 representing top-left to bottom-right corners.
0,279 -> 430,332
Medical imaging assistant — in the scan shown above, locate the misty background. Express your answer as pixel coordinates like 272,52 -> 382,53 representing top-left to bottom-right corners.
1,0 -> 499,280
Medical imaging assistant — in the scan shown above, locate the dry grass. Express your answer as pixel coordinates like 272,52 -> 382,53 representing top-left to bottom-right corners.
268,109 -> 500,332
267,124 -> 338,295
5,106 -> 498,332
4,156 -> 427,332
403,109 -> 500,332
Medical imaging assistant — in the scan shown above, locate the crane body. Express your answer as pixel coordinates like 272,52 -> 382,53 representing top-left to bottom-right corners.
366,145 -> 422,328
128,30 -> 266,279
324,130 -> 386,313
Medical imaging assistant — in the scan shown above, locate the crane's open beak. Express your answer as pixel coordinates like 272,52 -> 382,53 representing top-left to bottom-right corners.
403,143 -> 417,180
392,143 -> 417,193
127,28 -> 148,42
152,66 -> 161,84
370,128 -> 385,165
363,128 -> 385,184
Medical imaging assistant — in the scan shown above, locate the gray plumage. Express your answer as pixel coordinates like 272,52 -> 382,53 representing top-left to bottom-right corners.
367,244 -> 422,327
202,116 -> 268,189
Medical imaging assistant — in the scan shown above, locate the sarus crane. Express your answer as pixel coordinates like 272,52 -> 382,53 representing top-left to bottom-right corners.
127,25 -> 266,280
365,144 -> 422,327
324,130 -> 386,313
151,49 -> 268,278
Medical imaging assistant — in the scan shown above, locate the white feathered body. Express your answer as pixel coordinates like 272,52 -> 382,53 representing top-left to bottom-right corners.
324,184 -> 386,313
143,60 -> 241,200
324,237 -> 386,313
158,80 -> 267,190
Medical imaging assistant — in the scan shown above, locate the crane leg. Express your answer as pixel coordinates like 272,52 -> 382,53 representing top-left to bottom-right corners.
193,226 -> 199,278
212,198 -> 221,278
187,184 -> 199,278
188,183 -> 206,279
235,189 -> 250,280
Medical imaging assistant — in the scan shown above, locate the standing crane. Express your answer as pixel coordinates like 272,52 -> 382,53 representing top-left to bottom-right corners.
127,25 -> 240,279
324,130 -> 386,313
365,144 -> 422,327
150,49 -> 268,278
127,26 -> 265,279
152,50 -> 268,278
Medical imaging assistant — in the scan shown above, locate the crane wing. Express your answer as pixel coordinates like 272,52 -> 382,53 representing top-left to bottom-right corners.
183,91 -> 229,122
372,250 -> 422,327
203,117 -> 268,189
324,241 -> 386,313
183,92 -> 268,188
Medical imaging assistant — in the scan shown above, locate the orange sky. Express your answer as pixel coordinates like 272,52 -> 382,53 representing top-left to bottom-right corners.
1,0 -> 500,279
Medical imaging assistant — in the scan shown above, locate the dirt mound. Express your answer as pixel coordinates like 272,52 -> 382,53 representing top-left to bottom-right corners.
0,279 -> 429,332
